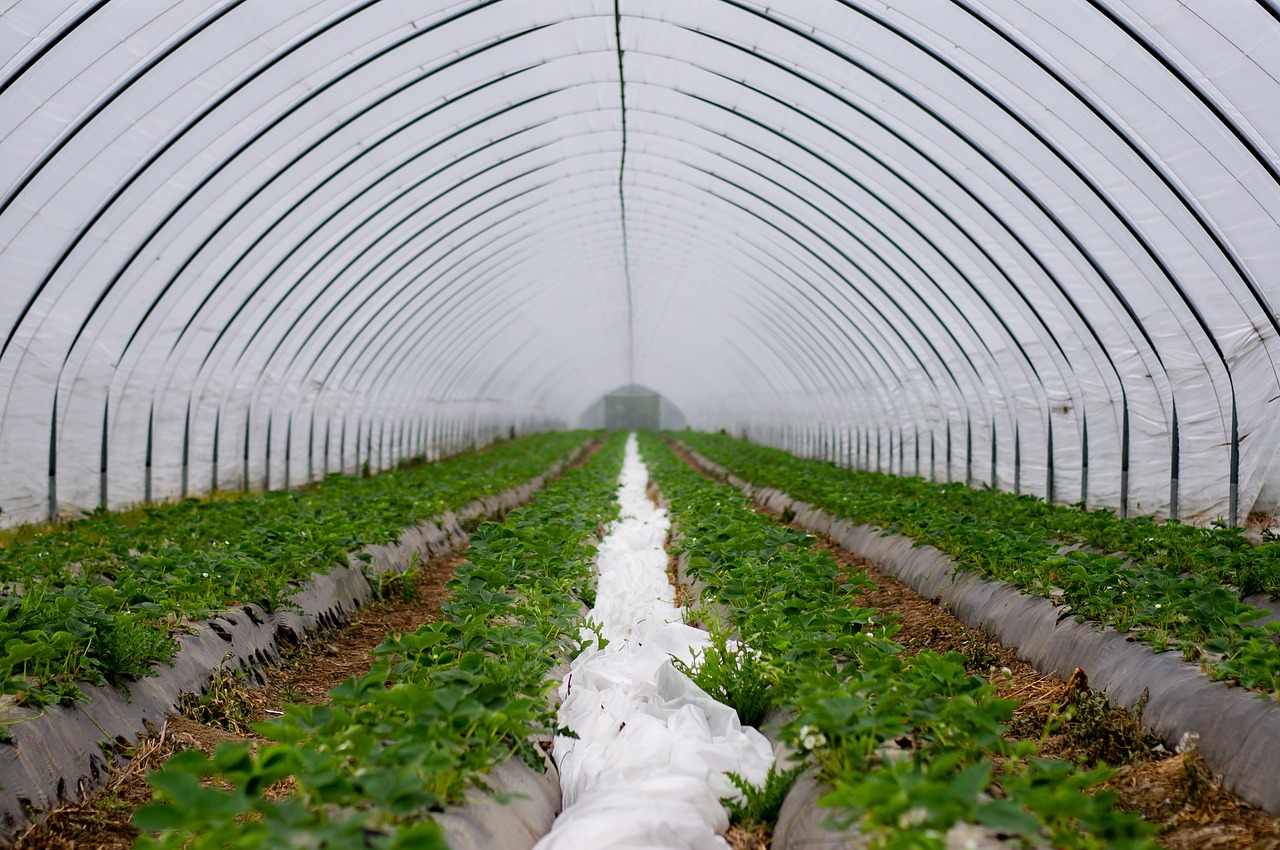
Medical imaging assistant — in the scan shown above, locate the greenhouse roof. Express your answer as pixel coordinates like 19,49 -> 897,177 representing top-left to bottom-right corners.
1,1 -> 1279,525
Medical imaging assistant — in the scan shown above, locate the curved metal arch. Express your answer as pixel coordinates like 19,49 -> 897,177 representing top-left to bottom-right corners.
94,6 -> 1100,460
3,0 -> 402,358
45,17 -> 574,435
695,0 -> 1238,511
0,1 -> 112,97
316,186 -> 888,428
225,142 -> 936,440
644,127 -> 1007,423
302,160 -> 952,435
151,130 -> 616,430
676,18 -> 1164,425
946,0 -> 1280,349
663,21 -> 1144,500
648,92 -> 1069,406
222,114 -> 574,372
305,186 -> 889,437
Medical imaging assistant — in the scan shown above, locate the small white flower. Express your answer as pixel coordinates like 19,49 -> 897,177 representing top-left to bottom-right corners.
202,572 -> 209,578
1155,603 -> 1162,609
798,724 -> 827,750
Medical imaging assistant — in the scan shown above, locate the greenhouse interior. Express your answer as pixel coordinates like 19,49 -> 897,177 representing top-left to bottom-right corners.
2,2 -> 1280,848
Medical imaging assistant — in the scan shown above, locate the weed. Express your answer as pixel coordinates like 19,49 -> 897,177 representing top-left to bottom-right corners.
1053,681 -> 1160,769
672,628 -> 778,727
180,661 -> 254,735
722,763 -> 804,828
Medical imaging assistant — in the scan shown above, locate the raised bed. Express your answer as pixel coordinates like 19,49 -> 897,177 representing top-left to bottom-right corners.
675,440 -> 1280,820
0,442 -> 591,844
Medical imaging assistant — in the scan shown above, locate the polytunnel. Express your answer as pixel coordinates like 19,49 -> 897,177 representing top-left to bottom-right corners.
2,2 -> 1280,526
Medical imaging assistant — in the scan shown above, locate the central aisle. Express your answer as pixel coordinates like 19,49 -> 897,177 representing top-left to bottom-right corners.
534,434 -> 773,850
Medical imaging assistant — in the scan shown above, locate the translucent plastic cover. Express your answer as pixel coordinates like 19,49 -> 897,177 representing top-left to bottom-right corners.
1,1 -> 1278,525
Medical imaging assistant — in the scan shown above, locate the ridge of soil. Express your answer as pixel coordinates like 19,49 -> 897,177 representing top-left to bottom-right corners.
665,440 -> 1280,848
12,547 -> 466,850
10,441 -> 601,850
817,534 -> 1280,849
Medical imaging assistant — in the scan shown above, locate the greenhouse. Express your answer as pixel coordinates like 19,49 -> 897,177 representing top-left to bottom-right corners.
2,2 -> 1280,848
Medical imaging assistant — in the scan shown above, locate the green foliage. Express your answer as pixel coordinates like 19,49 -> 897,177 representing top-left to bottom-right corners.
722,763 -> 803,829
132,432 -> 628,850
671,627 -> 778,727
0,431 -> 592,705
639,433 -> 1152,850
679,431 -> 1280,698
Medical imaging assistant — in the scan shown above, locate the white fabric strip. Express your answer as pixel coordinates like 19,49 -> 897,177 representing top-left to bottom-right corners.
535,433 -> 773,849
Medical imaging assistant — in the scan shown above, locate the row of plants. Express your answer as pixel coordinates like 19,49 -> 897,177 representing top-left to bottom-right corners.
131,431 -> 628,850
677,431 -> 1280,697
0,431 -> 593,707
638,432 -> 1152,850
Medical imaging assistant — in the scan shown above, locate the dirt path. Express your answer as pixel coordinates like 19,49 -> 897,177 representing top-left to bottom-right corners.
13,547 -> 466,850
809,518 -> 1280,849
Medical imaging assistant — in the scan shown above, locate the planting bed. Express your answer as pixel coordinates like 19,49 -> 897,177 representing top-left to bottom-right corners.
1,431 -> 591,708
14,427 -> 1267,850
536,434 -> 772,849
643,433 -> 1151,850
127,432 -> 629,849
0,432 -> 594,844
673,433 -> 1280,822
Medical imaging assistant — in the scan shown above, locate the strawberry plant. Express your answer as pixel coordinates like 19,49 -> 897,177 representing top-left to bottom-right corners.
639,433 -> 1152,849
0,431 -> 593,706
132,432 -> 628,850
679,431 -> 1280,698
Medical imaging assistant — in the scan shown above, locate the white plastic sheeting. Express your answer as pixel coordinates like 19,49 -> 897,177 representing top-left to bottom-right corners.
538,435 -> 773,849
2,2 -> 1280,525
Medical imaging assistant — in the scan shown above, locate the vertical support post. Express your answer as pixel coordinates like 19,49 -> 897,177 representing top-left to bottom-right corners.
1080,414 -> 1089,507
965,418 -> 973,487
1120,402 -> 1130,519
99,401 -> 109,511
245,411 -> 253,492
946,421 -> 953,484
1045,416 -> 1054,505
1014,422 -> 1021,496
145,404 -> 154,505
48,395 -> 58,523
181,404 -> 191,498
1229,402 -> 1240,527
264,413 -> 272,492
989,418 -> 997,490
211,410 -> 221,492
284,418 -> 292,491
324,419 -> 331,478
354,418 -> 362,477
1169,401 -> 1179,519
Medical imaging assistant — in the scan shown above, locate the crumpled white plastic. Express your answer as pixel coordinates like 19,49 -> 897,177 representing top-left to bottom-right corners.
534,434 -> 774,850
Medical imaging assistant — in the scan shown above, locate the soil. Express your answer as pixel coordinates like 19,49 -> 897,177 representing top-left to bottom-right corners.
664,439 -> 1280,848
809,527 -> 1280,849
12,548 -> 466,850
11,444 -> 605,850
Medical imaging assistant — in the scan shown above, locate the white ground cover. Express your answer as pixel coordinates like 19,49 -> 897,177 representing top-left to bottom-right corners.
534,434 -> 774,850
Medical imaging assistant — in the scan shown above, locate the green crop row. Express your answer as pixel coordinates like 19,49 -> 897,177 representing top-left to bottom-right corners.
131,431 -> 627,850
638,432 -> 1151,850
0,431 -> 594,707
677,431 -> 1280,697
